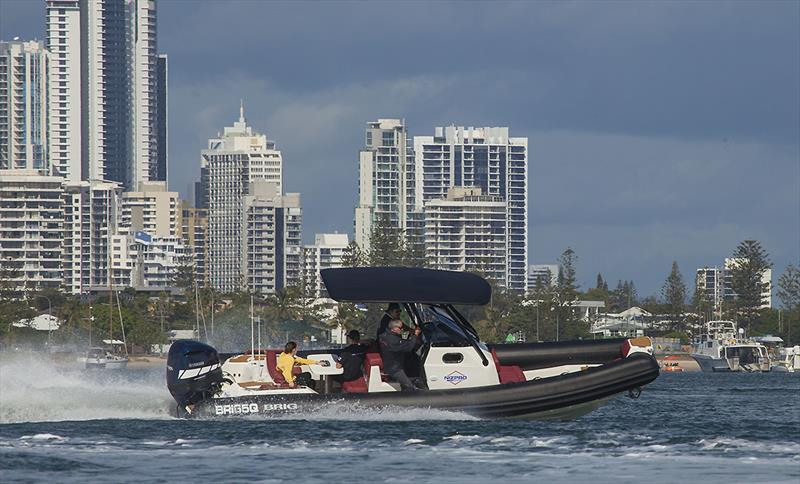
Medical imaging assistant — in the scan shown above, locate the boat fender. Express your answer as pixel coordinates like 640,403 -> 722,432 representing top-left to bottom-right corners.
627,387 -> 642,399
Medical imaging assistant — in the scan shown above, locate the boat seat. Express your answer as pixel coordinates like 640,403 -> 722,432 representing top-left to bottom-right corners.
265,350 -> 292,387
491,349 -> 526,384
364,352 -> 395,392
341,377 -> 369,393
364,352 -> 388,381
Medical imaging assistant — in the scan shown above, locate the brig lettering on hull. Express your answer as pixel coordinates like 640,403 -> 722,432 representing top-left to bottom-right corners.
214,402 -> 299,415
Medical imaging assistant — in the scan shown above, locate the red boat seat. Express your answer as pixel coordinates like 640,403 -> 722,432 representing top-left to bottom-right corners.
491,349 -> 526,384
341,377 -> 369,393
364,352 -> 389,382
265,350 -> 294,387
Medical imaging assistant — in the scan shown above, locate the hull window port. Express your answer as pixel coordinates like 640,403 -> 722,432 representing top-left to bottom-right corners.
443,353 -> 464,364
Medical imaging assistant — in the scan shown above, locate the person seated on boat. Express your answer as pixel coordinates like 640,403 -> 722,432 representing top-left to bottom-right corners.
277,341 -> 321,388
332,330 -> 370,384
376,303 -> 407,340
379,319 -> 422,392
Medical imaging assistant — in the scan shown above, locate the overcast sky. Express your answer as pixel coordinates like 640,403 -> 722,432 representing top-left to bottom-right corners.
2,0 -> 798,298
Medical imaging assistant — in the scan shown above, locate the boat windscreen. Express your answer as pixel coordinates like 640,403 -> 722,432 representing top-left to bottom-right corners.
421,305 -> 471,347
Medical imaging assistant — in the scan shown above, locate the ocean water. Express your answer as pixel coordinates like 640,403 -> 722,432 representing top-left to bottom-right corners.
1,355 -> 798,483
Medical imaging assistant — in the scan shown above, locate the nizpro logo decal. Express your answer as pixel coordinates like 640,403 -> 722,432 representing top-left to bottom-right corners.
444,371 -> 467,385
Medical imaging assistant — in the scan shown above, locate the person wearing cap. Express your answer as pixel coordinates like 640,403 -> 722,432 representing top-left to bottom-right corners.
376,303 -> 403,339
332,330 -> 370,383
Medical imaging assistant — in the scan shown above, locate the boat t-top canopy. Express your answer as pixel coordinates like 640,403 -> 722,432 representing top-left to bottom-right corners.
320,267 -> 492,305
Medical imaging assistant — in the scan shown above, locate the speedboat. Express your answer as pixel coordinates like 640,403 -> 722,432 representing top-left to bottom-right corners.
167,267 -> 660,419
691,321 -> 770,372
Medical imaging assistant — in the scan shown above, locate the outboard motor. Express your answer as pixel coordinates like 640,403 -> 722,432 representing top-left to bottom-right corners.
167,340 -> 223,415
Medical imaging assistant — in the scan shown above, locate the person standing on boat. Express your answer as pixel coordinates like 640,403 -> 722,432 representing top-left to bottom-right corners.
379,319 -> 422,391
376,303 -> 403,340
277,341 -> 321,388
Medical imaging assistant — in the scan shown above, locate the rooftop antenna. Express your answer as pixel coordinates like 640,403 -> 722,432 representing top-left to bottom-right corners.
239,99 -> 245,123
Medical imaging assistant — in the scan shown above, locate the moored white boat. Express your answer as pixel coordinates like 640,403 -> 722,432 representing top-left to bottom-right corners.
691,321 -> 770,372
770,345 -> 799,373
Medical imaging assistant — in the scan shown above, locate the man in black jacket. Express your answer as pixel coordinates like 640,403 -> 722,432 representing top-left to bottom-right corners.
379,319 -> 421,391
333,330 -> 370,383
376,303 -> 402,340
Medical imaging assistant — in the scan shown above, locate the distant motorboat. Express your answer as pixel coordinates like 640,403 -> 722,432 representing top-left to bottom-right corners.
691,321 -> 770,372
770,345 -> 799,373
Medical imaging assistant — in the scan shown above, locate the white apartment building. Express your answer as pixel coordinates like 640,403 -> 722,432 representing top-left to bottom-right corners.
527,264 -> 560,291
0,41 -> 49,174
696,266 -> 724,312
45,0 -> 159,189
110,231 -> 189,290
414,126 -> 528,290
696,261 -> 772,314
724,258 -> 772,309
355,119 -> 420,252
180,200 -> 208,287
204,107 -> 284,293
119,181 -> 179,237
242,182 -> 302,295
61,179 -> 122,294
0,170 -> 64,292
110,233 -> 135,288
45,0 -> 81,182
107,181 -> 184,289
129,232 -> 189,289
424,187 -> 508,286
303,233 -> 349,298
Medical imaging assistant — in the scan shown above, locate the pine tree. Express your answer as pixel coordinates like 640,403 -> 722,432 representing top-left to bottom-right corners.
777,263 -> 800,342
556,247 -> 580,339
777,264 -> 800,310
596,273 -> 605,290
341,241 -> 366,267
728,240 -> 772,330
661,261 -> 687,331
368,214 -> 407,266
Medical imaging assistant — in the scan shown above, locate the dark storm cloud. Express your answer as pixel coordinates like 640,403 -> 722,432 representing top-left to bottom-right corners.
2,0 -> 798,296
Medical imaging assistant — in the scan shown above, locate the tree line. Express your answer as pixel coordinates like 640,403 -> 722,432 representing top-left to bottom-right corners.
2,229 -> 798,349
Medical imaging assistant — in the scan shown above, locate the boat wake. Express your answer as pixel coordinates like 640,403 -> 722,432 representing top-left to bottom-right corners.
0,354 -> 173,423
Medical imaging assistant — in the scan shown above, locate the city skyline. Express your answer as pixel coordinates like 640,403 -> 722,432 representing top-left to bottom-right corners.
1,0 -> 798,296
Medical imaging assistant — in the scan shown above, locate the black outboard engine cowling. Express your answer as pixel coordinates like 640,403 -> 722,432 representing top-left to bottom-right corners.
167,340 -> 223,412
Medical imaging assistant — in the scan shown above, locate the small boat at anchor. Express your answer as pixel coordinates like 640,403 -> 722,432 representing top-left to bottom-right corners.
691,321 -> 770,372
166,267 -> 660,419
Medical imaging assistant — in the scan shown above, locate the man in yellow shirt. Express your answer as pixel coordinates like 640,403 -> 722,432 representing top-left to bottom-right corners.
276,341 -> 320,388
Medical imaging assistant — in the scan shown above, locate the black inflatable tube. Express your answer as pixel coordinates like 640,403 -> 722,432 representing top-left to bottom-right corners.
489,338 -> 628,370
194,353 -> 659,419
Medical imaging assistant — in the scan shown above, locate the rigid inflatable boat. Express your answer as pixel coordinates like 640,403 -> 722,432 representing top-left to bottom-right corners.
167,267 -> 660,419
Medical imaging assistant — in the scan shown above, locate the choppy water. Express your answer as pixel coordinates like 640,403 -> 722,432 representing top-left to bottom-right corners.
1,355 -> 798,483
